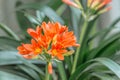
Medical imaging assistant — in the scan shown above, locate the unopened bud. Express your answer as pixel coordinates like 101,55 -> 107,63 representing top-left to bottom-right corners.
62,0 -> 79,8
48,62 -> 52,74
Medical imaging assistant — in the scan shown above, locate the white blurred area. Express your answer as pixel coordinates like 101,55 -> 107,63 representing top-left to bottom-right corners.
99,0 -> 120,32
0,0 -> 120,36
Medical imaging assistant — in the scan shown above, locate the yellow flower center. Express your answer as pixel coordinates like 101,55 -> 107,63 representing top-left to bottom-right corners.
52,35 -> 57,45
52,49 -> 57,56
35,48 -> 41,54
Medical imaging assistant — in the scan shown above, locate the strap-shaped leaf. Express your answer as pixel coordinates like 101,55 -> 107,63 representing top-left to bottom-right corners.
17,57 -> 45,76
87,33 -> 120,60
0,24 -> 20,41
41,6 -> 64,24
101,17 -> 120,40
18,65 -> 42,80
0,71 -> 28,80
16,3 -> 64,24
0,37 -> 20,50
24,13 -> 41,25
70,58 -> 120,80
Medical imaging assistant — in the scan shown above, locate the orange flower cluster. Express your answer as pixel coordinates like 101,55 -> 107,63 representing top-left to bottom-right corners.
62,0 -> 112,15
17,22 -> 79,74
88,0 -> 112,12
17,22 -> 79,60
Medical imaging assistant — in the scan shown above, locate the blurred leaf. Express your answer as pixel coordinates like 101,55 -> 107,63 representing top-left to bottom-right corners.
70,60 -> 92,80
0,37 -> 20,50
0,71 -> 28,80
17,57 -> 45,76
0,24 -> 20,41
70,58 -> 120,80
88,26 -> 116,43
0,51 -> 45,79
87,33 -> 120,60
17,3 -> 64,24
93,58 -> 120,79
18,65 -> 41,80
0,51 -> 45,66
0,68 -> 32,80
16,2 -> 44,10
16,11 -> 33,35
100,40 -> 120,57
78,19 -> 97,64
24,13 -> 41,25
0,51 -> 21,65
91,73 -> 118,80
41,6 -> 64,24
36,11 -> 45,23
56,61 -> 67,80
47,0 -> 62,10
70,7 -> 81,39
101,17 -> 120,40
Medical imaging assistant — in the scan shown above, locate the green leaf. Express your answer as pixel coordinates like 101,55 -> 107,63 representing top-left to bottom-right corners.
100,40 -> 120,57
0,24 -> 20,41
56,61 -> 67,80
0,51 -> 21,65
0,51 -> 45,78
0,51 -> 45,66
17,3 -> 64,24
18,65 -> 41,80
0,37 -> 20,50
88,26 -> 116,43
87,33 -> 120,60
47,0 -> 62,10
0,68 -> 32,80
36,11 -> 45,23
70,7 -> 81,39
16,11 -> 33,34
41,6 -> 64,24
94,58 -> 120,79
56,4 -> 67,16
91,72 -> 119,80
0,71 -> 28,80
16,2 -> 44,10
70,60 -> 91,80
24,13 -> 41,25
17,57 -> 45,76
70,58 -> 120,80
101,17 -> 120,40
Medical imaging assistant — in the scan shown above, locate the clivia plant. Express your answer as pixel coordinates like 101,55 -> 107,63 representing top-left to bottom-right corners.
1,0 -> 120,80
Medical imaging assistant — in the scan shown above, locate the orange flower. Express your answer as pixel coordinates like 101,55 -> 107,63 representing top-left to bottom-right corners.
27,26 -> 42,40
27,26 -> 51,49
17,22 -> 79,74
62,0 -> 79,8
88,0 -> 112,11
17,39 -> 42,59
18,22 -> 79,60
41,22 -> 68,39
48,28 -> 79,60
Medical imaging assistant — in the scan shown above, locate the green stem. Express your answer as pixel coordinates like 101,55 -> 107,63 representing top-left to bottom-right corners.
71,20 -> 88,74
56,61 -> 67,80
45,62 -> 50,80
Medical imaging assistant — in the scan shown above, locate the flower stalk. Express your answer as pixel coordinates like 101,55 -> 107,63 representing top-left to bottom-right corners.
71,20 -> 88,74
56,61 -> 67,80
45,62 -> 50,80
